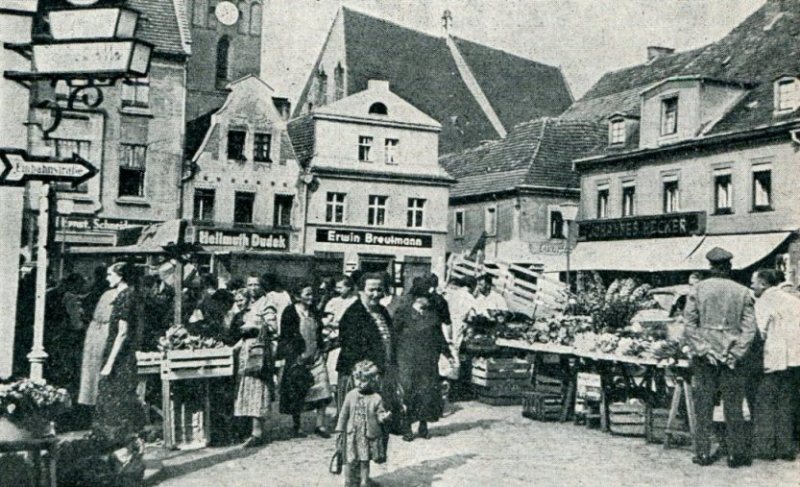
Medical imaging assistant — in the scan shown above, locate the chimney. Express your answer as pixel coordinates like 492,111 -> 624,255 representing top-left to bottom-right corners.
647,46 -> 675,62
367,80 -> 390,91
442,9 -> 453,35
272,97 -> 291,121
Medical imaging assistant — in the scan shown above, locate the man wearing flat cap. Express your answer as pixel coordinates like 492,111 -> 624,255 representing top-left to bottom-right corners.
683,247 -> 758,468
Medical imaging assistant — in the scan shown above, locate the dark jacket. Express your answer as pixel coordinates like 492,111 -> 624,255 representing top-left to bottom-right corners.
276,304 -> 324,364
336,299 -> 391,375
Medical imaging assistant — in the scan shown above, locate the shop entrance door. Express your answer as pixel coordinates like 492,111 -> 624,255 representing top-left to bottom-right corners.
359,254 -> 393,275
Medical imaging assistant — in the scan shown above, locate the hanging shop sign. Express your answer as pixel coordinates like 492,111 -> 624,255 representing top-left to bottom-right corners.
48,7 -> 139,40
0,148 -> 96,187
316,228 -> 433,249
188,227 -> 290,251
32,39 -> 152,77
577,211 -> 706,242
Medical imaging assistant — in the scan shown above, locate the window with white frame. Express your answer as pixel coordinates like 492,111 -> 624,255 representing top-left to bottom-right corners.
660,96 -> 678,136
597,186 -> 610,218
622,183 -> 636,217
663,179 -> 680,213
326,192 -> 346,223
385,138 -> 399,164
714,171 -> 733,214
775,77 -> 799,112
454,210 -> 465,238
121,77 -> 150,108
253,133 -> 271,163
118,144 -> 146,198
273,194 -> 293,227
484,206 -> 497,235
406,198 -> 425,228
752,168 -> 772,211
367,195 -> 387,226
609,118 -> 625,145
53,138 -> 90,193
358,136 -> 373,162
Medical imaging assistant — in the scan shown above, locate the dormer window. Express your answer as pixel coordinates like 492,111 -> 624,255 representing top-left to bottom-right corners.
368,102 -> 388,115
660,96 -> 678,136
775,77 -> 799,112
609,118 -> 626,145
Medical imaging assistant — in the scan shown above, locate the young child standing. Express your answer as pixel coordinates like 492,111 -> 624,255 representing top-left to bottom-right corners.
335,360 -> 391,487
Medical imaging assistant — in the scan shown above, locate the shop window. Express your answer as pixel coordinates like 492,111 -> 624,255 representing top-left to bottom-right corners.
660,96 -> 678,136
358,136 -> 373,162
549,210 -> 565,239
118,144 -> 147,198
121,76 -> 150,108
53,138 -> 90,193
227,129 -> 246,160
609,118 -> 625,145
454,210 -> 464,238
273,194 -> 293,227
193,188 -> 215,222
325,192 -> 345,223
234,191 -> 255,224
753,169 -> 772,211
596,187 -> 609,218
385,138 -> 398,164
249,2 -> 262,35
663,180 -> 680,213
622,185 -> 636,217
253,133 -> 271,163
367,195 -> 387,226
484,206 -> 497,235
216,36 -> 231,85
714,173 -> 733,214
406,198 -> 425,228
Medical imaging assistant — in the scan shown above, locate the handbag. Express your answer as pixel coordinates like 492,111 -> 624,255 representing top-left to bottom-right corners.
242,329 -> 266,376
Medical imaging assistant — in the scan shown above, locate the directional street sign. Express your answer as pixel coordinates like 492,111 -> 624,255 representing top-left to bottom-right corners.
0,148 -> 97,187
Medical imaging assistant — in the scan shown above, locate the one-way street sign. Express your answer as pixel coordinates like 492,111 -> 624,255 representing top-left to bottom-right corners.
0,148 -> 97,187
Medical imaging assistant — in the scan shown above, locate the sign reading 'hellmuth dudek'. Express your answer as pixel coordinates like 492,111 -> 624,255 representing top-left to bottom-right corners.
193,228 -> 289,251
316,228 -> 433,248
577,211 -> 706,242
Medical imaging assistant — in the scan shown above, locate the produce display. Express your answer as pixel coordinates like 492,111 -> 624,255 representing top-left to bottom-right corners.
158,324 -> 226,352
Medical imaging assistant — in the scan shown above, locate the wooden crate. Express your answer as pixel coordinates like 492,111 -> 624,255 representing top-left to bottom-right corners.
136,351 -> 162,376
609,402 -> 646,437
522,392 -> 562,421
534,374 -> 565,395
161,347 -> 234,381
477,395 -> 523,406
646,407 -> 688,444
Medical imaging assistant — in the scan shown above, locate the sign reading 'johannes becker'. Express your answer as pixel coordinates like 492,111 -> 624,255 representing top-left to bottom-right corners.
316,228 -> 433,248
577,212 -> 706,242
192,228 -> 289,251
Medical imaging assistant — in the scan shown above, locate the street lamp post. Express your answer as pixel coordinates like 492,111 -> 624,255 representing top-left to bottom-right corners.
560,202 -> 579,292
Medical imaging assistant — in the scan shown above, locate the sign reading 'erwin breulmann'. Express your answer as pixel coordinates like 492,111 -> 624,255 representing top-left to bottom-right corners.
316,228 -> 432,248
577,212 -> 706,241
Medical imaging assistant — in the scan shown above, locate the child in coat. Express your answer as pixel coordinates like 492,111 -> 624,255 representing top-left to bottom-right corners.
335,360 -> 391,487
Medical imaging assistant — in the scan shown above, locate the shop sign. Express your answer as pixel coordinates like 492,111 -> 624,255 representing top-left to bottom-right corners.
577,211 -> 705,242
33,40 -> 151,76
534,241 -> 569,255
194,228 -> 288,251
56,216 -> 148,231
316,228 -> 432,249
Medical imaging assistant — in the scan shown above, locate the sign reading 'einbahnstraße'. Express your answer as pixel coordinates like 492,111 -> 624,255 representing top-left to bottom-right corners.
577,211 -> 706,241
316,228 -> 433,248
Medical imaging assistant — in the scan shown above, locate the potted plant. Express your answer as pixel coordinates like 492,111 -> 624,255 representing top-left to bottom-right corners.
0,378 -> 71,440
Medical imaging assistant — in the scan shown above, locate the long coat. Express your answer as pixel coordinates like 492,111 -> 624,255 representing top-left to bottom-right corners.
276,304 -> 325,415
336,299 -> 391,375
393,303 -> 451,423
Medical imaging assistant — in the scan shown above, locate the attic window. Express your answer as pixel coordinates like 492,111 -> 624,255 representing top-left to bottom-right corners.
609,118 -> 626,145
775,77 -> 799,112
368,102 -> 388,115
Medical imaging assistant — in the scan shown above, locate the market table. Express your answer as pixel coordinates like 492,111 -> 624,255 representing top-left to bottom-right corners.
496,338 -> 694,444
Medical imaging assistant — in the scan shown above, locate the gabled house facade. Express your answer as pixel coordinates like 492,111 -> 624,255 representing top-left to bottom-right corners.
289,80 -> 453,291
563,0 -> 800,285
292,7 -> 574,155
440,118 -> 606,271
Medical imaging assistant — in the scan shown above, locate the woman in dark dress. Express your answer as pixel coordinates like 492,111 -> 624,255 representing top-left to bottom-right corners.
92,262 -> 145,445
393,282 -> 453,441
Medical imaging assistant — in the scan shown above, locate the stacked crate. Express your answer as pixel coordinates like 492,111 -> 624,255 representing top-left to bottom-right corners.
609,401 -> 647,437
471,357 -> 534,406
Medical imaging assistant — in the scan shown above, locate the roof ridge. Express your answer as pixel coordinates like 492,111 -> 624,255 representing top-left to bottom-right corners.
341,6 -> 447,41
451,35 -> 559,71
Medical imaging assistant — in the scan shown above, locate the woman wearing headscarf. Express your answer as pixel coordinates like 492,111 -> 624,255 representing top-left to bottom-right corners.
393,280 -> 453,441
277,282 -> 333,438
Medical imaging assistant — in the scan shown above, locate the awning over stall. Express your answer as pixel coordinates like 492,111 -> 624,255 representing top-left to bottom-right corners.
68,219 -> 184,254
570,232 -> 792,272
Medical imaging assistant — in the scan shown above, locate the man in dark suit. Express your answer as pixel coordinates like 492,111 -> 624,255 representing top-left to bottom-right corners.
683,247 -> 758,468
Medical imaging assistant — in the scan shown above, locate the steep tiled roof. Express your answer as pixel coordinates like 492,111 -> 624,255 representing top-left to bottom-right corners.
564,1 -> 800,135
296,7 -> 572,154
440,118 -> 606,199
286,115 -> 315,167
130,0 -> 190,57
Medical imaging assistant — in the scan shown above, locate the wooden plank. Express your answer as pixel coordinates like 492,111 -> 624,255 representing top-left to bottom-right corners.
165,367 -> 233,381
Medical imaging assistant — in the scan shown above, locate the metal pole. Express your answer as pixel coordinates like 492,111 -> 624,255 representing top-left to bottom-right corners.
566,221 -> 572,292
29,184 -> 50,380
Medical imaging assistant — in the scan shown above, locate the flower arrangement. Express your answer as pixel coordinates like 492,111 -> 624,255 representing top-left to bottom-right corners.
570,273 -> 657,332
158,324 -> 225,352
0,378 -> 71,421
